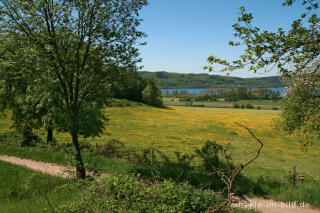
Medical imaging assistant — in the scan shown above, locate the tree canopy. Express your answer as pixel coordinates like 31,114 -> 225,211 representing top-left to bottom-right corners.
204,0 -> 320,77
204,0 -> 320,139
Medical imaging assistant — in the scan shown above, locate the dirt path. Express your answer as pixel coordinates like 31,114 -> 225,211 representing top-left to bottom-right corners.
0,154 -> 78,178
0,154 -> 319,213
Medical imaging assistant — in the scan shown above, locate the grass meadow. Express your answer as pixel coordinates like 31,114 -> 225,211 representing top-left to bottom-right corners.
100,106 -> 320,178
1,104 -> 320,178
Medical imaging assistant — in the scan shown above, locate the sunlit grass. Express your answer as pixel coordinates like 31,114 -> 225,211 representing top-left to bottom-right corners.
98,105 -> 320,178
0,161 -> 77,213
1,104 -> 319,179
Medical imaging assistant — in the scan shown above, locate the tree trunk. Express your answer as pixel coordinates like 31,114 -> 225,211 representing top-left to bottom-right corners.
46,127 -> 53,144
71,127 -> 86,179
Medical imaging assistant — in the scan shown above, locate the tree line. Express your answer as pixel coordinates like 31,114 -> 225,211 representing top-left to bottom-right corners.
140,71 -> 285,89
164,86 -> 282,102
108,66 -> 162,106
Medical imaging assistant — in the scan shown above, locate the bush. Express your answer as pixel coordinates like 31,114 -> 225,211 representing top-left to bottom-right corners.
90,139 -> 125,158
195,141 -> 234,173
193,104 -> 205,107
184,100 -> 193,107
241,104 -> 245,109
0,131 -> 41,147
233,103 -> 240,108
257,106 -> 261,110
57,174 -> 223,212
272,107 -> 279,110
246,103 -> 254,109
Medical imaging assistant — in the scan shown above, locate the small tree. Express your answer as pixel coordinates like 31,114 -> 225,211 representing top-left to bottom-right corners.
142,79 -> 163,106
281,66 -> 320,139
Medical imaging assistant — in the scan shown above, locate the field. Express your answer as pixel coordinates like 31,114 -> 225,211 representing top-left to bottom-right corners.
1,103 -> 320,208
98,106 -> 319,178
1,104 -> 319,178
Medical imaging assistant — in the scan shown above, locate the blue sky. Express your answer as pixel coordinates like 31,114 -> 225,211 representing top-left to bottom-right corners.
137,0 -> 305,78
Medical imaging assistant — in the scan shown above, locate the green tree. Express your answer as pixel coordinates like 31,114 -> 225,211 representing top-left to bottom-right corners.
281,61 -> 320,138
0,36 -> 49,145
271,91 -> 281,102
108,66 -> 147,102
204,0 -> 320,138
142,79 -> 163,106
0,0 -> 147,178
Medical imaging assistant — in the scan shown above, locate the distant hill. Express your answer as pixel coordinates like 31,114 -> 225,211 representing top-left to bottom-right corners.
139,71 -> 285,88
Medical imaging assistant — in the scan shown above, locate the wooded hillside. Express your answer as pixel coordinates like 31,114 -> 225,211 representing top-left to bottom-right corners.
139,71 -> 285,88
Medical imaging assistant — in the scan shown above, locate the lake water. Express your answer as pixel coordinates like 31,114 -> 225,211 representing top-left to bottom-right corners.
161,88 -> 286,96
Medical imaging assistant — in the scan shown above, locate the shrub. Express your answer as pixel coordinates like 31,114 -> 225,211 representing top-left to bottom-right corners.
233,103 -> 240,108
193,104 -> 205,107
0,131 -> 41,147
246,103 -> 254,109
91,139 -> 125,158
195,141 -> 234,173
184,100 -> 193,107
272,107 -> 279,110
241,104 -> 245,109
57,174 -> 223,212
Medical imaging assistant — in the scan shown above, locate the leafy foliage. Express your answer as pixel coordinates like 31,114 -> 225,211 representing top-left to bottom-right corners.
108,67 -> 163,106
280,68 -> 320,139
142,79 -> 163,106
0,0 -> 148,178
57,174 -> 222,213
204,1 -> 320,76
195,141 -> 234,174
204,0 -> 320,143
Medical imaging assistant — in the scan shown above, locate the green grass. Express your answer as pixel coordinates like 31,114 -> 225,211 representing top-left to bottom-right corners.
0,133 -> 133,175
0,161 -> 79,213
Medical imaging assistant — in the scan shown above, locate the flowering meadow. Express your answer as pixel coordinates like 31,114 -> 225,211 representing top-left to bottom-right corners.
100,106 -> 320,178
0,105 -> 319,178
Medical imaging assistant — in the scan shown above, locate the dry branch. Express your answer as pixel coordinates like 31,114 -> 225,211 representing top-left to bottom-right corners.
213,122 -> 264,212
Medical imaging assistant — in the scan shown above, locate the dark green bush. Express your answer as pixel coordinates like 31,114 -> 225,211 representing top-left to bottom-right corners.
233,103 -> 240,108
193,104 -> 205,107
246,103 -> 254,109
195,141 -> 234,173
241,104 -> 245,109
92,139 -> 125,158
0,131 -> 41,147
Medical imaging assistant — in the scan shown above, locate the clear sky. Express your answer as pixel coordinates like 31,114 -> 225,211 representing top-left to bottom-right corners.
137,0 -> 305,78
